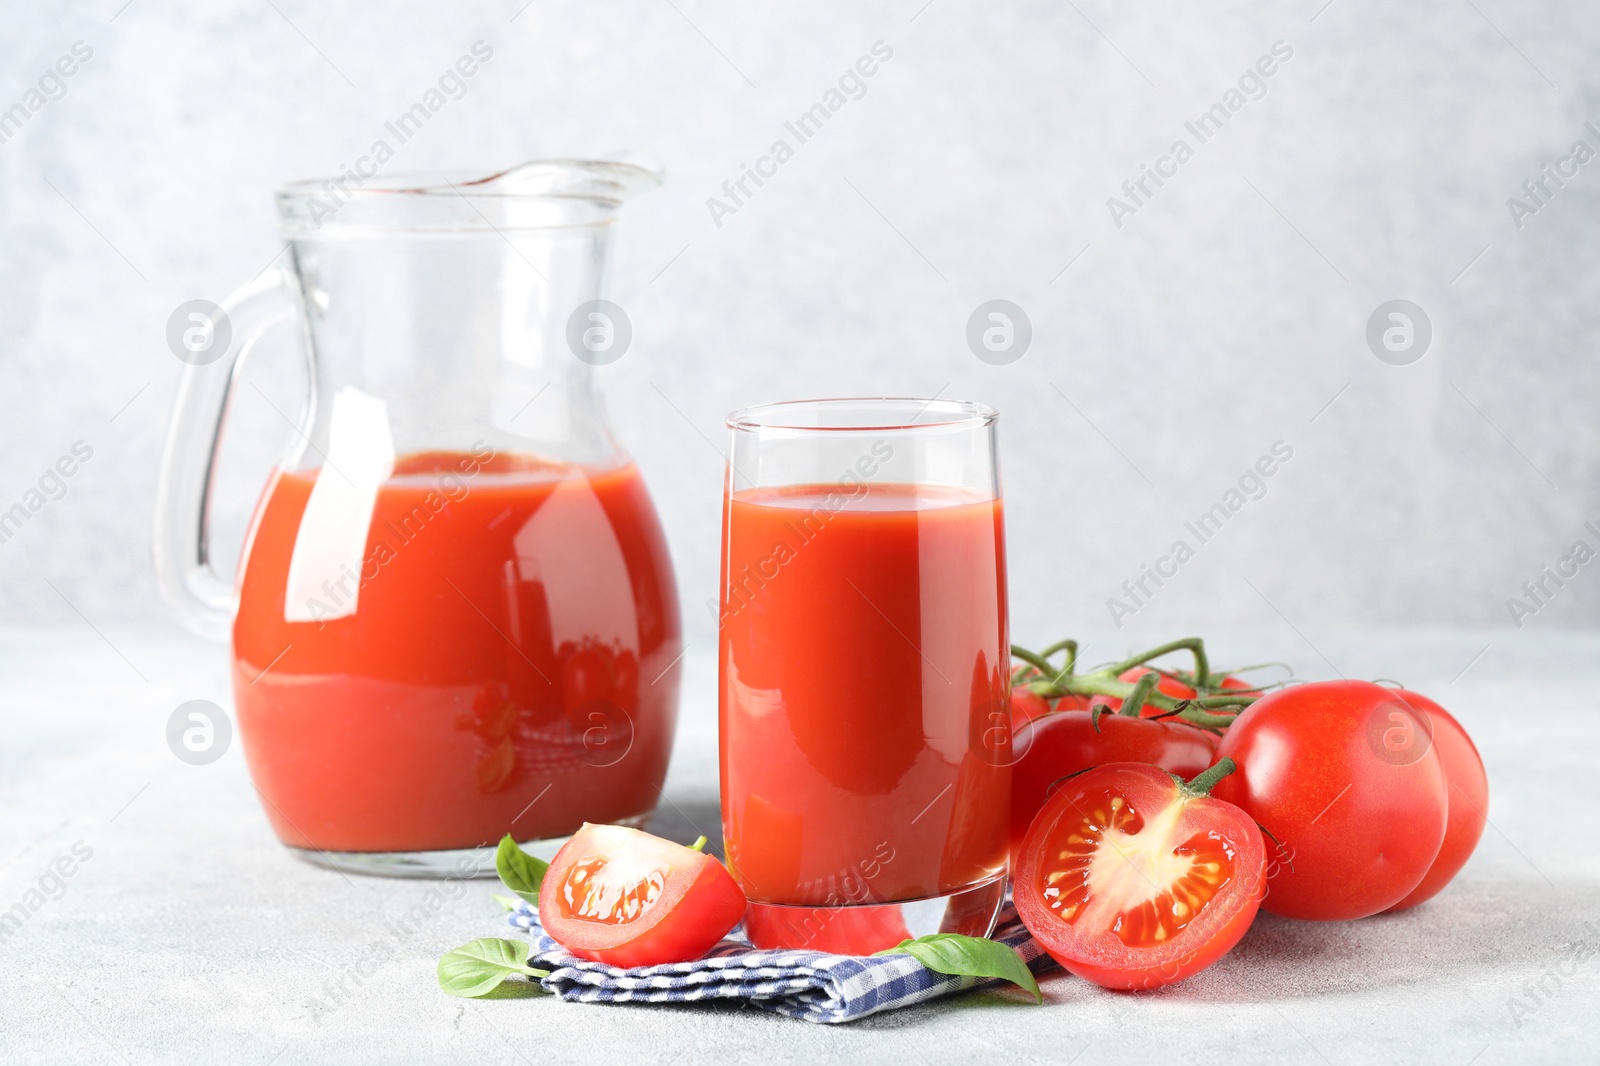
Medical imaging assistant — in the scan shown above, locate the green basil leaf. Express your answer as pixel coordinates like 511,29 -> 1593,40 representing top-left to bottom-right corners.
437,938 -> 549,998
495,834 -> 549,905
491,894 -> 521,912
874,934 -> 1042,1003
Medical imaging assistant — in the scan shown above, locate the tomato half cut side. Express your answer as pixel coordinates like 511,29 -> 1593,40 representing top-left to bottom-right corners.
1013,762 -> 1266,990
538,823 -> 748,968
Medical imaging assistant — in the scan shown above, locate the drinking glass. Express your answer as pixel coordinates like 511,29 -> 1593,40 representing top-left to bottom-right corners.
718,398 -> 1011,953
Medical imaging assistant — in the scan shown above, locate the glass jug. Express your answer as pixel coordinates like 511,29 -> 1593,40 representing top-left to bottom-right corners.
155,161 -> 681,876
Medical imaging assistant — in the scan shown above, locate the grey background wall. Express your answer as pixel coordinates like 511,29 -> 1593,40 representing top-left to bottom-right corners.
2,0 -> 1597,659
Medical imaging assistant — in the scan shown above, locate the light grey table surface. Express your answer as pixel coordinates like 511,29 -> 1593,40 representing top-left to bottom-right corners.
1,623 -> 1596,1064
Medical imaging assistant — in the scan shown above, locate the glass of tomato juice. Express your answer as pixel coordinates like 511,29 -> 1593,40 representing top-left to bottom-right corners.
718,398 -> 1012,953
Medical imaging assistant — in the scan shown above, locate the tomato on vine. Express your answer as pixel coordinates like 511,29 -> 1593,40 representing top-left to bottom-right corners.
1011,638 -> 1258,734
1009,686 -> 1053,730
1099,666 -> 1257,716
1008,670 -> 1217,852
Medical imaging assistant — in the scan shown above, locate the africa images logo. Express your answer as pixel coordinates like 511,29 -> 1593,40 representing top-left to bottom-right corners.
1107,441 -> 1294,627
1105,40 -> 1294,229
705,41 -> 895,228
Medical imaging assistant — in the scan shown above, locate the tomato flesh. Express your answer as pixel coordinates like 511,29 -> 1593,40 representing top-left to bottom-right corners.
1043,787 -> 1236,946
1014,762 -> 1265,990
539,824 -> 747,967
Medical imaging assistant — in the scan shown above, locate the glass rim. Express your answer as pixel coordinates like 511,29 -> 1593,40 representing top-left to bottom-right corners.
726,397 -> 998,433
274,159 -> 664,202
273,158 -> 663,234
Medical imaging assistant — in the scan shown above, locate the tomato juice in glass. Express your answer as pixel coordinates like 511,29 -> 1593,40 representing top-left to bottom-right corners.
718,399 -> 1011,952
232,448 -> 681,862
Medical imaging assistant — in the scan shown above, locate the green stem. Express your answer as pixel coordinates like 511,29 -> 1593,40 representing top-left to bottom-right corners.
1215,661 -> 1292,678
1182,757 -> 1236,797
1104,637 -> 1211,690
1029,674 -> 1244,731
1118,670 -> 1160,717
1039,639 -> 1079,679
1187,694 -> 1259,709
1010,644 -> 1055,679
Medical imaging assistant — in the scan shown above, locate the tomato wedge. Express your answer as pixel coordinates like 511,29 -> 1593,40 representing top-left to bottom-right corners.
1013,761 -> 1265,990
538,824 -> 747,968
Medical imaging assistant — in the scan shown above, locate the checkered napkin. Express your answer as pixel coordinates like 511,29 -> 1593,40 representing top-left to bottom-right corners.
504,902 -> 1053,1024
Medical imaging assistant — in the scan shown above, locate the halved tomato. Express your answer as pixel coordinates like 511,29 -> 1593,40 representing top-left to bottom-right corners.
1013,761 -> 1265,990
538,824 -> 747,968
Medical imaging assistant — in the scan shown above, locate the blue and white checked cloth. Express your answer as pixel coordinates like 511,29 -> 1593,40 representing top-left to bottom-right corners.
505,901 -> 1053,1024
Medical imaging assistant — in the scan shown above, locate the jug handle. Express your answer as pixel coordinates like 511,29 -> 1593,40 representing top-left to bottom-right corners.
153,265 -> 301,640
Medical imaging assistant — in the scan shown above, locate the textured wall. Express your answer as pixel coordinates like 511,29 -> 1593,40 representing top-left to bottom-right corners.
1,0 -> 1596,658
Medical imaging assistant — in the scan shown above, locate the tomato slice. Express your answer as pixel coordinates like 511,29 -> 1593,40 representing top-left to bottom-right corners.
538,824 -> 748,968
1014,762 -> 1265,990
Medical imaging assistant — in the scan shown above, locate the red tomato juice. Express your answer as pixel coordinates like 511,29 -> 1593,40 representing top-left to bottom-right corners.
232,450 -> 681,853
719,482 -> 1011,909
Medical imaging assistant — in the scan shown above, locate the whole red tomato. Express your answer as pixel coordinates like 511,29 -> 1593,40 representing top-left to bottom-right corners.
1013,761 -> 1266,990
1212,680 -> 1448,920
1384,690 -> 1488,911
1009,686 -> 1052,729
1009,685 -> 1093,730
1009,710 -> 1216,852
